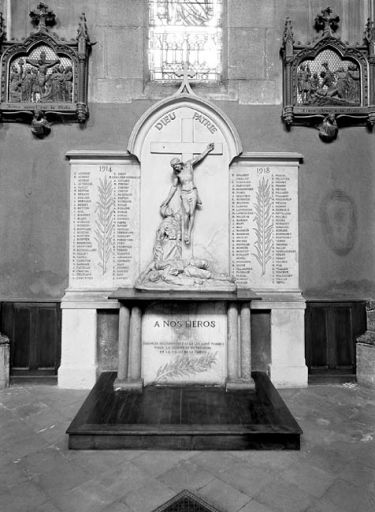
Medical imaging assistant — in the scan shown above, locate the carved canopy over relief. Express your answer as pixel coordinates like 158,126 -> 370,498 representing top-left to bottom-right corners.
281,7 -> 375,141
0,3 -> 91,137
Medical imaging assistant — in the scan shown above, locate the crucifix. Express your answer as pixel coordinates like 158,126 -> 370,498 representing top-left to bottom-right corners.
29,2 -> 56,32
150,115 -> 223,245
314,7 -> 340,37
174,61 -> 196,96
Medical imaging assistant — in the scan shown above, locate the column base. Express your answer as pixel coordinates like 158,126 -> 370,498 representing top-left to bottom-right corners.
113,378 -> 144,392
226,378 -> 255,391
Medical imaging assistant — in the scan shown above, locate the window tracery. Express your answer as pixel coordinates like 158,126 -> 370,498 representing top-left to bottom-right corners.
148,0 -> 223,81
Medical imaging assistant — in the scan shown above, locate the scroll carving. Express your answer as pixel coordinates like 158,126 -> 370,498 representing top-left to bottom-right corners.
0,3 -> 92,137
281,7 -> 375,141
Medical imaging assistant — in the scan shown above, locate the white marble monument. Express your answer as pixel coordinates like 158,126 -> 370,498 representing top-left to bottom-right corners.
59,75 -> 307,390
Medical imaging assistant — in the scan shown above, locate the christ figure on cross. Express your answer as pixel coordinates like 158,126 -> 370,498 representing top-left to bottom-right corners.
161,142 -> 214,245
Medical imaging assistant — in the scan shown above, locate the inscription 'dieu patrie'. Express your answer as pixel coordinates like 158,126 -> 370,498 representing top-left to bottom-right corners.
155,110 -> 217,133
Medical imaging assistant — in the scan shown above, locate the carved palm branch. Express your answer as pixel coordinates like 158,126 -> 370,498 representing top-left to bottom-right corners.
95,176 -> 114,275
155,352 -> 217,382
252,177 -> 273,275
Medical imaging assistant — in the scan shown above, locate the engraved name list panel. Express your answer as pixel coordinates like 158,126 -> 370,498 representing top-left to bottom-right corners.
230,160 -> 300,291
69,160 -> 140,290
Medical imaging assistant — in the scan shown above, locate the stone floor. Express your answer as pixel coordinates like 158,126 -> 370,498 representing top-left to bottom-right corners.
0,382 -> 374,512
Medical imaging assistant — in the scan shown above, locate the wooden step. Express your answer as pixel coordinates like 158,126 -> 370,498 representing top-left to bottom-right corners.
67,371 -> 302,450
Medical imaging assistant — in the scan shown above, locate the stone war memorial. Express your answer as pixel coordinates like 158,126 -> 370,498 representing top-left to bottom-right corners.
64,70 -> 305,450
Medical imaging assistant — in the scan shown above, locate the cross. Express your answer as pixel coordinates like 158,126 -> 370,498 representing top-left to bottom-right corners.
150,116 -> 222,162
314,7 -> 340,37
29,3 -> 56,32
174,62 -> 196,96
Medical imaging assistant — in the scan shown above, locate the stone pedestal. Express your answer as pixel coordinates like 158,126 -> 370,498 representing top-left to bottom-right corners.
111,289 -> 257,391
0,333 -> 10,389
58,291 -> 119,389
356,301 -> 375,388
252,293 -> 308,388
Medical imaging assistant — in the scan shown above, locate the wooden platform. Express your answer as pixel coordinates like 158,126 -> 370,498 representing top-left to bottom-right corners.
67,372 -> 302,450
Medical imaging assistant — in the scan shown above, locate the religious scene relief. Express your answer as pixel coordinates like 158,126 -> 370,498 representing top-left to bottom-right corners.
0,2 -> 92,136
296,53 -> 360,107
136,142 -> 235,291
9,48 -> 74,104
281,6 -> 375,141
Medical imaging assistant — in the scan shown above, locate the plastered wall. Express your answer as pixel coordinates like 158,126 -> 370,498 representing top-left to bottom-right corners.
0,0 -> 374,300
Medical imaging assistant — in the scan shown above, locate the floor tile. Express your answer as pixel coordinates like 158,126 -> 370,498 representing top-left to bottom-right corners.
322,478 -> 375,512
100,502 -> 132,512
254,477 -> 313,512
94,462 -> 165,501
1,382 -> 375,512
0,481 -> 49,512
122,478 -> 176,512
215,461 -> 273,497
238,500 -> 277,512
280,460 -> 336,498
157,460 -> 215,491
132,450 -> 196,477
188,451 -> 240,477
199,477 -> 251,512
46,480 -> 114,512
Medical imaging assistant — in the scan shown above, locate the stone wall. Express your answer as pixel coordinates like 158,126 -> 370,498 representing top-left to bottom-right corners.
0,0 -> 374,300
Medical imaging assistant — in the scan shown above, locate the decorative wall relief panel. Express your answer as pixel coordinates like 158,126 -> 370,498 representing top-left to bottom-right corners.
281,7 -> 375,141
0,3 -> 91,137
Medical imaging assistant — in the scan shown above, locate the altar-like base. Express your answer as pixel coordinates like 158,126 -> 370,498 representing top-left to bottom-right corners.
66,371 -> 302,450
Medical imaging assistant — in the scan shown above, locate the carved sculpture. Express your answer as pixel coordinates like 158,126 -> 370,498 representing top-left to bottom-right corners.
0,3 -> 91,137
281,7 -> 375,140
162,142 -> 214,245
136,140 -> 235,291
136,202 -> 235,291
318,113 -> 338,142
31,109 -> 51,137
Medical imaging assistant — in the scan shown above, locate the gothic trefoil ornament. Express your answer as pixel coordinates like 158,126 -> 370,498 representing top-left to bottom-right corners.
0,3 -> 92,137
281,6 -> 375,142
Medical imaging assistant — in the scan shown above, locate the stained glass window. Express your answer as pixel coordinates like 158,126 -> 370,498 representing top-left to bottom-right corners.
148,0 -> 223,82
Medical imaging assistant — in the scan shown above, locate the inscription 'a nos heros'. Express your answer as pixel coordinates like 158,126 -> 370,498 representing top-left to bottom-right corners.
154,320 -> 216,328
